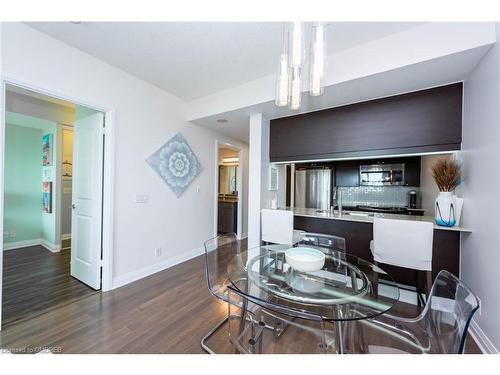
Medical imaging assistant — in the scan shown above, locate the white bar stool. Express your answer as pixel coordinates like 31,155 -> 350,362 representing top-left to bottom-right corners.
371,217 -> 434,303
261,209 -> 304,246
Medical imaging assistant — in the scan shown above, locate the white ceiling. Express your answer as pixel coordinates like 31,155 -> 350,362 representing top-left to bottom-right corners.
26,22 -> 423,101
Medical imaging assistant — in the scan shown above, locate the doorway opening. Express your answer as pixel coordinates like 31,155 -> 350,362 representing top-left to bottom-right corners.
216,144 -> 242,238
1,84 -> 106,327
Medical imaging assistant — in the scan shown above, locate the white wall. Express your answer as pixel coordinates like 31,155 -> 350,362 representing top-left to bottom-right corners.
1,22 -> 248,289
461,23 -> 500,353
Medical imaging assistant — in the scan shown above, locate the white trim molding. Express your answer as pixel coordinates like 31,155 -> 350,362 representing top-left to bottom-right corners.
3,238 -> 42,251
41,239 -> 61,253
469,319 -> 499,354
61,233 -> 71,241
112,247 -> 205,290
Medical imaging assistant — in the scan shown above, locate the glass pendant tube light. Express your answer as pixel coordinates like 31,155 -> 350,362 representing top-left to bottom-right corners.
309,22 -> 325,96
275,24 -> 290,107
290,21 -> 304,68
275,21 -> 326,110
289,21 -> 304,110
290,66 -> 302,110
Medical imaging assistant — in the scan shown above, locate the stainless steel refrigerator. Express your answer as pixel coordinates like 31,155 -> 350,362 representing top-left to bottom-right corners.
294,168 -> 331,210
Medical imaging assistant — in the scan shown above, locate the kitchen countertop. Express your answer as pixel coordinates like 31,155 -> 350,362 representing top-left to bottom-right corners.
288,207 -> 471,233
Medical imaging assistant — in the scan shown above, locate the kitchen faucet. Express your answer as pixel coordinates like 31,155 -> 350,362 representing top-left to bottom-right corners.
332,187 -> 343,215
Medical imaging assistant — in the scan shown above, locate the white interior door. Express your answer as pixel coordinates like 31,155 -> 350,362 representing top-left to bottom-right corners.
71,112 -> 104,290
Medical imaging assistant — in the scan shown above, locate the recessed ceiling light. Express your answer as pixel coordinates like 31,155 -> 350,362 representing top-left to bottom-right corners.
70,21 -> 82,24
216,119 -> 228,123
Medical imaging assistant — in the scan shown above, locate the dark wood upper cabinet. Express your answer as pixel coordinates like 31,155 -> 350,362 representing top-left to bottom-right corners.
402,156 -> 421,187
334,162 -> 360,187
270,83 -> 463,162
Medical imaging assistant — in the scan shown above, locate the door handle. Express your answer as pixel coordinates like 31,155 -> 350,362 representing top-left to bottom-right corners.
72,204 -> 76,209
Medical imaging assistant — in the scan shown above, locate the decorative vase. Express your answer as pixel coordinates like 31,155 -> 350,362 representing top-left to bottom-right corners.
453,196 -> 464,227
435,192 -> 456,227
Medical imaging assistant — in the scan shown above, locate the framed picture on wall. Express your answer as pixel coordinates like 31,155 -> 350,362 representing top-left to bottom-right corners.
42,181 -> 52,213
42,133 -> 53,166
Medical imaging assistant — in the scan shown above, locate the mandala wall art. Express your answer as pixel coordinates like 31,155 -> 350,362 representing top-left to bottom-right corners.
146,133 -> 202,197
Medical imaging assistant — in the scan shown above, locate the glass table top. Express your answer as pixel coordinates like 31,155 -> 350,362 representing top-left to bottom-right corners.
227,245 -> 400,322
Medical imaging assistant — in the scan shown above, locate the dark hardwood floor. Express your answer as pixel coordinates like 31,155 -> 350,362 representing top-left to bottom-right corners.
2,245 -> 97,327
0,244 -> 481,354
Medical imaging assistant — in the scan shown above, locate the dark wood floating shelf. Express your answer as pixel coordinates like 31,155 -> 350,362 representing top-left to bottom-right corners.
270,83 -> 463,162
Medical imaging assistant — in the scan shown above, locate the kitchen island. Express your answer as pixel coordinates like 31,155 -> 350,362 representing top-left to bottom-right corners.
288,207 -> 470,287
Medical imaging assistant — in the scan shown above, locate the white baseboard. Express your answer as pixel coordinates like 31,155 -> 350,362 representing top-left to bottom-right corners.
3,238 -> 43,251
112,246 -> 205,289
3,238 -> 64,253
469,319 -> 499,354
61,233 -> 71,241
238,232 -> 248,240
41,239 -> 61,253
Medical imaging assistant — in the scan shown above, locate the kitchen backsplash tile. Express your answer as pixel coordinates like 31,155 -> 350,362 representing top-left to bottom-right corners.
339,186 -> 420,207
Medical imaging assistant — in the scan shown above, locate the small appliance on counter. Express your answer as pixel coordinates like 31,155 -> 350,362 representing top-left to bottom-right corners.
407,190 -> 418,208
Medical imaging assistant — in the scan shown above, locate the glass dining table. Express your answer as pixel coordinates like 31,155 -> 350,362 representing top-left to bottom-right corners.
227,244 -> 400,353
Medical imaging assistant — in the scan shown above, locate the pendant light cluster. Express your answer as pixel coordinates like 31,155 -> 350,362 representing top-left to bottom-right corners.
275,22 -> 326,110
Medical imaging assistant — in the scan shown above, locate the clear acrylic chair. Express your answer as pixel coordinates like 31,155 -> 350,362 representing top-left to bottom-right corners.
346,270 -> 480,354
297,232 -> 348,352
227,284 -> 333,354
298,232 -> 346,254
202,233 -> 248,353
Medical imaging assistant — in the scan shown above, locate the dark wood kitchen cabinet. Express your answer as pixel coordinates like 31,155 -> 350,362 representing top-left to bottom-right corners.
270,83 -> 463,162
402,156 -> 421,186
218,201 -> 237,234
334,161 -> 359,187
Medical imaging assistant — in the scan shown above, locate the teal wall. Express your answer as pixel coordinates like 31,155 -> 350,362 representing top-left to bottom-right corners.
3,123 -> 43,244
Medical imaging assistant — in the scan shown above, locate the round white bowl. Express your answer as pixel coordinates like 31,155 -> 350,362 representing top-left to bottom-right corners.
285,247 -> 325,272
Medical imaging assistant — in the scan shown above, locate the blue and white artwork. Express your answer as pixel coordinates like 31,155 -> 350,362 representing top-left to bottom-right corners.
146,133 -> 202,197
